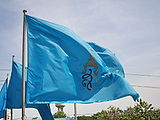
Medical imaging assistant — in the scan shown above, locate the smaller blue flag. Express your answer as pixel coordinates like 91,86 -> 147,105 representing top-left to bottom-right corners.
7,61 -> 54,120
7,61 -> 23,108
0,80 -> 7,119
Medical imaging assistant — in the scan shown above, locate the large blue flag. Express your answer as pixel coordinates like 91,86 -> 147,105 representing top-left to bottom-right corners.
7,61 -> 54,120
26,15 -> 139,104
0,80 -> 7,119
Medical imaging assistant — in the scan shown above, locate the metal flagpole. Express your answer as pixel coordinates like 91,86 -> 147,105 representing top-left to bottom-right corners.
5,74 -> 9,120
22,10 -> 27,120
10,109 -> 13,120
10,55 -> 15,120
74,103 -> 77,120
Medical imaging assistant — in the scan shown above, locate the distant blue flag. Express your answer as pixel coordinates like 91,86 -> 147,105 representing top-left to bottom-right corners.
7,61 -> 23,108
7,61 -> 54,120
26,15 -> 139,104
0,80 -> 7,119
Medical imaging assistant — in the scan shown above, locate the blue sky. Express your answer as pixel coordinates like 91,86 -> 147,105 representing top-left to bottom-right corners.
0,0 -> 160,119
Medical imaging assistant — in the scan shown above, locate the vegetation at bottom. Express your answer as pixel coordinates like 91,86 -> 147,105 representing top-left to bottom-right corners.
54,111 -> 67,118
77,99 -> 160,120
53,99 -> 160,120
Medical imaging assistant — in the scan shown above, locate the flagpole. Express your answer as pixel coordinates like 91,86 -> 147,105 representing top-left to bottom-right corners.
10,55 -> 15,120
5,74 -> 9,120
74,103 -> 77,120
10,109 -> 13,120
22,10 -> 27,120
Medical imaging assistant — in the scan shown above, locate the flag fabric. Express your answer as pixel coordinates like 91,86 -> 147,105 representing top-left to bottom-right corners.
7,61 -> 54,120
26,15 -> 139,104
37,104 -> 53,120
7,61 -> 23,108
88,42 -> 125,78
0,80 -> 7,119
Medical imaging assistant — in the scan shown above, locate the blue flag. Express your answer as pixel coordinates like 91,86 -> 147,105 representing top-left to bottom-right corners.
0,80 -> 7,119
7,61 -> 54,120
7,61 -> 23,108
26,15 -> 139,104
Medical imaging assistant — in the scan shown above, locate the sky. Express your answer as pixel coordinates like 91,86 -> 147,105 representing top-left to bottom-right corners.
0,0 -> 160,119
